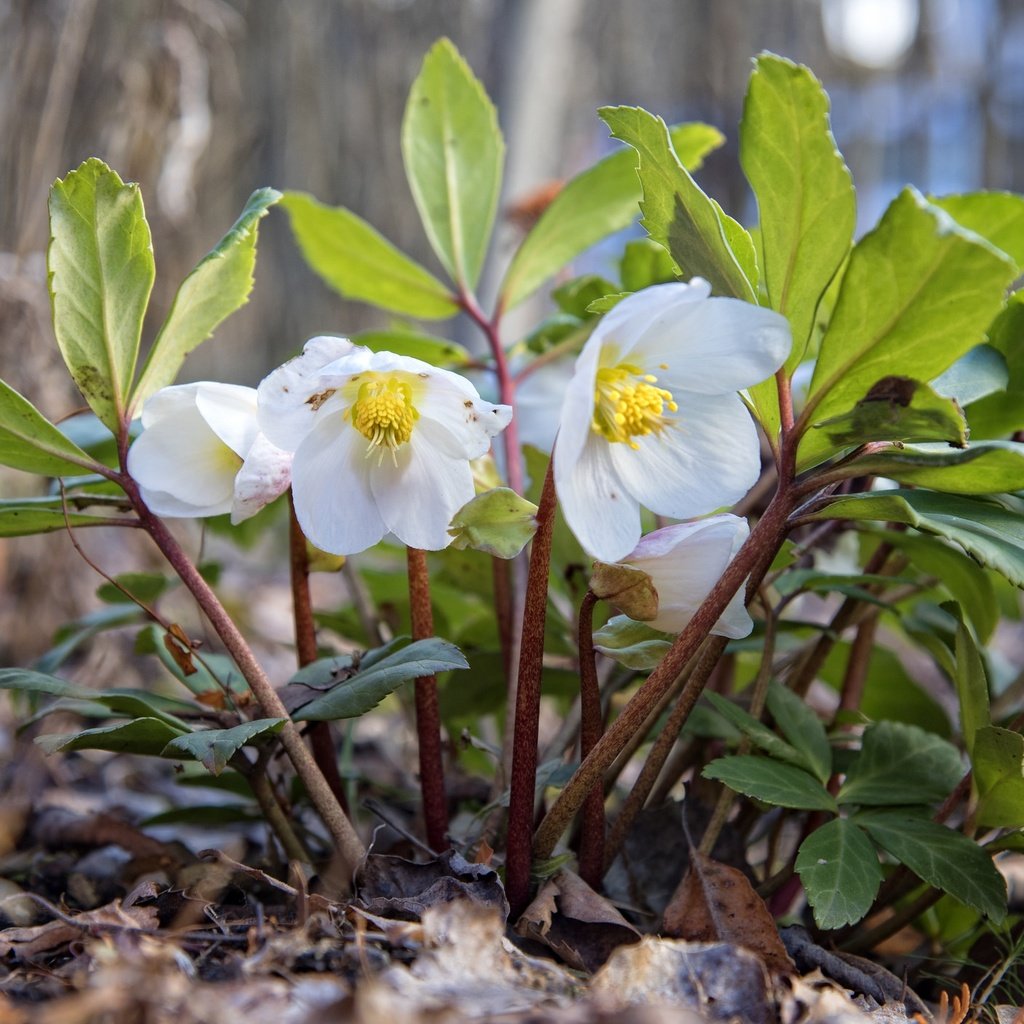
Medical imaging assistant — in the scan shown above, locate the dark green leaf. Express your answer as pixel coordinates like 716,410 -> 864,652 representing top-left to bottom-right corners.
142,804 -> 260,826
96,572 -> 171,605
0,380 -> 98,477
0,668 -> 87,699
703,754 -> 837,811
795,819 -> 882,929
766,683 -> 832,784
37,717 -> 188,757
351,329 -> 470,366
973,726 -> 1024,828
952,611 -> 990,756
162,718 -> 286,774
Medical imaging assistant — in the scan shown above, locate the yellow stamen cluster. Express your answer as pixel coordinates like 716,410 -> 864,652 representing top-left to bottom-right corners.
592,363 -> 678,449
346,375 -> 419,464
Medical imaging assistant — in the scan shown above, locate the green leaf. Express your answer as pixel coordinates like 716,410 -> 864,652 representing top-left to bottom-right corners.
740,53 -> 854,367
964,295 -> 1024,439
401,37 -> 503,290
551,274 -> 618,318
855,809 -> 1006,920
973,726 -> 1024,828
96,572 -> 171,605
0,668 -> 87,699
36,605 -> 147,674
47,159 -> 155,432
0,380 -> 98,477
952,612 -> 990,757
0,503 -> 119,537
808,490 -> 1024,589
932,344 -> 1009,407
293,637 -> 469,721
795,819 -> 882,929
351,329 -> 470,367
37,717 -> 188,757
599,106 -> 757,302
447,487 -> 538,558
281,191 -> 458,319
703,754 -> 837,811
837,721 -> 963,807
500,122 -> 723,309
591,615 -> 673,671
619,238 -> 678,293
132,189 -> 280,406
162,718 -> 286,775
800,188 -> 1017,469
933,192 -> 1024,268
766,683 -> 832,784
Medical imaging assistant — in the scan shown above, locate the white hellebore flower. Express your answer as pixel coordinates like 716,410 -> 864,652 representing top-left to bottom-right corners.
590,514 -> 753,638
128,382 -> 292,522
257,336 -> 514,555
554,279 -> 791,562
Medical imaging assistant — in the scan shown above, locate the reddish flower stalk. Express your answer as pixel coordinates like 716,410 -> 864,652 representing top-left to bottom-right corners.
576,589 -> 605,888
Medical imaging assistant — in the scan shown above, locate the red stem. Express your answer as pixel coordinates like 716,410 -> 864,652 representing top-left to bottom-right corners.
577,589 -> 605,888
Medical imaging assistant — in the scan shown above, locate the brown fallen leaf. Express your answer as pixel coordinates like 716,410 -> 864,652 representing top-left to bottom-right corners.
0,899 -> 159,958
517,868 -> 641,973
661,847 -> 793,976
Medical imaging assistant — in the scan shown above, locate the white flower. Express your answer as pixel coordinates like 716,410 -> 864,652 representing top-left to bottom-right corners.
257,336 -> 514,555
127,382 -> 292,522
591,515 -> 753,638
554,280 -> 791,561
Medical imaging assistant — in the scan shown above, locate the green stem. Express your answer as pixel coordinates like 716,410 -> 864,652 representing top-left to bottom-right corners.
234,753 -> 311,864
577,589 -> 605,888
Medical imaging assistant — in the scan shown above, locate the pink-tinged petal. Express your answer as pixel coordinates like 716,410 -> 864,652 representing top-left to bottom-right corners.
231,434 -> 293,523
556,433 -> 642,561
290,411 -> 385,555
194,383 -> 260,458
415,368 -> 513,459
554,330 -> 604,470
370,435 -> 475,550
607,392 -> 761,519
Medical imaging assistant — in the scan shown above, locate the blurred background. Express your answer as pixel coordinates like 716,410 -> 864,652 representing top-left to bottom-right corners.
1,0 -> 1022,663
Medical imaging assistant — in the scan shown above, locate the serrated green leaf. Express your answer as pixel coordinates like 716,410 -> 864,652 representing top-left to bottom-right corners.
132,188 -> 280,406
599,106 -> 756,302
281,191 -> 458,319
47,159 -> 155,432
808,490 -> 1024,589
973,726 -> 1024,828
401,37 -> 503,290
499,123 -> 722,310
800,188 -> 1016,469
795,818 -> 882,929
766,683 -> 832,784
933,192 -> 1024,268
448,487 -> 538,558
293,637 -> 469,721
855,809 -> 1006,920
741,54 -> 854,368
703,754 -> 837,811
838,721 -> 962,807
351,329 -> 470,366
591,614 -> 673,671
162,718 -> 286,775
0,380 -> 98,477
37,717 -> 188,757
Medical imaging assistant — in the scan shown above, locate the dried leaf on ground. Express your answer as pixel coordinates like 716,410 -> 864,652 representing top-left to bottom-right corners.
0,898 -> 158,958
662,847 -> 794,976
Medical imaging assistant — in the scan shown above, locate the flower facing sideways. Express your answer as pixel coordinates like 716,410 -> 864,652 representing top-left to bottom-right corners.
589,514 -> 753,638
554,280 -> 791,562
127,382 -> 292,522
257,336 -> 514,555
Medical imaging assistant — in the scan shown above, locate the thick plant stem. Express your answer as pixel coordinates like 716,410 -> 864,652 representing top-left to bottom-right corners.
532,485 -> 796,863
237,754 -> 312,864
123,478 -> 365,878
407,547 -> 448,852
505,460 -> 558,919
576,590 -> 605,888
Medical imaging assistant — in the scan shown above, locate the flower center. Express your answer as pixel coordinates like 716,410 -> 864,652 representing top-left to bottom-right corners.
592,363 -> 678,449
346,375 -> 419,464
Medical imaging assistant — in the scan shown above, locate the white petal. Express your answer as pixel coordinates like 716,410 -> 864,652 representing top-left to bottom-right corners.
595,280 -> 712,362
138,382 -> 203,429
556,433 -> 642,561
370,435 -> 474,550
554,330 -> 604,471
137,487 -> 232,519
290,411 -> 386,555
194,383 -> 260,458
415,367 -> 513,460
607,392 -> 762,519
231,434 -> 293,523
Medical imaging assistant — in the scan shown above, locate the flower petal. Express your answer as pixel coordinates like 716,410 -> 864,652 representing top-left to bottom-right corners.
231,434 -> 293,523
607,392 -> 761,519
596,279 -> 712,362
194,382 -> 260,457
554,329 -> 604,471
415,366 -> 513,460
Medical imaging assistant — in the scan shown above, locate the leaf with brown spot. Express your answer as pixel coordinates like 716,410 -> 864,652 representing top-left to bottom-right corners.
661,847 -> 793,976
162,626 -> 197,677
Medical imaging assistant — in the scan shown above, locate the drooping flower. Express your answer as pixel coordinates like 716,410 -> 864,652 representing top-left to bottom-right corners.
554,279 -> 791,561
127,382 -> 292,522
257,336 -> 514,555
589,514 -> 753,638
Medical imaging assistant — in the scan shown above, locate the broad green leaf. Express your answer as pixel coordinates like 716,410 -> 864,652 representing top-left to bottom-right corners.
293,637 -> 469,721
703,754 -> 837,811
501,123 -> 723,309
0,504 -> 119,537
47,159 -> 155,432
932,344 -> 1008,407
619,238 -> 678,293
447,487 -> 538,558
855,809 -> 1006,920
740,54 -> 854,366
0,380 -> 98,476
807,490 -> 1024,589
162,718 -> 286,775
132,188 -> 280,406
0,668 -> 87,699
37,717 -> 188,757
800,188 -> 1016,469
933,192 -> 1024,268
837,721 -> 962,807
599,106 -> 756,302
766,683 -> 832,784
551,274 -> 618,318
952,612 -> 990,756
591,615 -> 673,671
96,572 -> 171,605
281,192 -> 458,319
795,818 -> 882,929
964,295 -> 1024,439
973,726 -> 1024,828
401,37 -> 503,290
351,329 -> 470,367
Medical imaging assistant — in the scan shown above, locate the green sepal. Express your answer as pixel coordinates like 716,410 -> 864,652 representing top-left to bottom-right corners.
447,487 -> 538,559
590,615 -> 673,671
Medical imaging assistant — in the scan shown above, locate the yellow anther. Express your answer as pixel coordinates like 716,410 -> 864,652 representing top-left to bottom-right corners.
592,363 -> 677,449
346,375 -> 419,464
